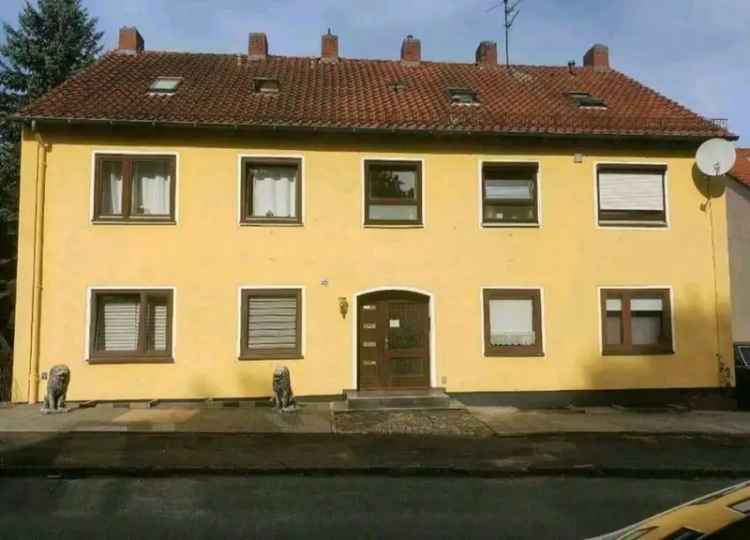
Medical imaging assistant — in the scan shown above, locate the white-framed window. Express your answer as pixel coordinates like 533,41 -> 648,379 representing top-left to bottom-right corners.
597,165 -> 667,226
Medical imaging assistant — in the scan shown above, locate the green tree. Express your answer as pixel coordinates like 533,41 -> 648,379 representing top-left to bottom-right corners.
0,0 -> 103,220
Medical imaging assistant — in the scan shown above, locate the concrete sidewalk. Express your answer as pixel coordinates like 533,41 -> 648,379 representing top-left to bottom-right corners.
0,402 -> 748,437
2,403 -> 750,477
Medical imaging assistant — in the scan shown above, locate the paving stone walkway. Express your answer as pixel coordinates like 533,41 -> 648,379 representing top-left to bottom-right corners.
333,409 -> 493,436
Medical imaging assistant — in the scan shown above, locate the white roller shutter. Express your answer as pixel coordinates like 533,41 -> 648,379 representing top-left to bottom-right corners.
247,296 -> 298,350
102,299 -> 140,352
598,170 -> 664,211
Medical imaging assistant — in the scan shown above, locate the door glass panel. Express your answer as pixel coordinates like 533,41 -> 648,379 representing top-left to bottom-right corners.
391,357 -> 422,375
389,318 -> 420,349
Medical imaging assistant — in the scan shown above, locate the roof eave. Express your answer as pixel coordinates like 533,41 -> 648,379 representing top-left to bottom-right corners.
12,115 -> 738,143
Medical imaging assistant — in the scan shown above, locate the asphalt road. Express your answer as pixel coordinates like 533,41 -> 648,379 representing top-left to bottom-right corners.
0,476 -> 737,539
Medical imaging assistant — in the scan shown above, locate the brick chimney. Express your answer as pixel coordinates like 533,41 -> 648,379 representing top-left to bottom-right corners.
475,41 -> 498,65
401,35 -> 421,65
321,29 -> 339,62
583,44 -> 609,71
117,27 -> 144,55
249,32 -> 268,61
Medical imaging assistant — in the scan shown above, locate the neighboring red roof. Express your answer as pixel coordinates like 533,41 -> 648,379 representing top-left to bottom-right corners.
730,148 -> 750,187
17,51 -> 732,140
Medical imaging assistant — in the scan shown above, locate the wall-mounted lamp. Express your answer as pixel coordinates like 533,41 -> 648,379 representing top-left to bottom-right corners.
338,297 -> 349,319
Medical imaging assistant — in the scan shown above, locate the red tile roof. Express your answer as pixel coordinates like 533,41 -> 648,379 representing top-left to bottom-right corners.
730,148 -> 750,187
17,51 -> 733,140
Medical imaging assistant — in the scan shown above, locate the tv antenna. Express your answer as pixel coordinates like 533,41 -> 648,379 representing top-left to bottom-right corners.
488,0 -> 523,66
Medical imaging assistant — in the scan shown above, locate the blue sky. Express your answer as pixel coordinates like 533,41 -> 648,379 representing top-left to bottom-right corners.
1,0 -> 748,142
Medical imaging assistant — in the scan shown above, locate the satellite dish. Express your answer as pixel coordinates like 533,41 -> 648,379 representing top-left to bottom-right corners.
696,138 -> 736,176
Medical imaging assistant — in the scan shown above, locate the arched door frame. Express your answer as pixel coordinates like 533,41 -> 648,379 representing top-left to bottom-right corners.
351,286 -> 437,389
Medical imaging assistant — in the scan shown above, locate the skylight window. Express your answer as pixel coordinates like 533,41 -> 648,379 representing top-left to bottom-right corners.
388,81 -> 406,93
449,88 -> 479,105
568,91 -> 607,108
254,77 -> 280,94
149,77 -> 182,94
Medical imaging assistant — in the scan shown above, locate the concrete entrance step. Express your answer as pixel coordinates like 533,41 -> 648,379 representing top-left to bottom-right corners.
338,388 -> 461,411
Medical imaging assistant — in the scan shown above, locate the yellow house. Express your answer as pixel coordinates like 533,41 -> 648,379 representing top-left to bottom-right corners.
9,28 -> 737,406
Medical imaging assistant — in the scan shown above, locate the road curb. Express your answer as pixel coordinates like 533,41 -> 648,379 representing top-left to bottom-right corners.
2,465 -> 750,479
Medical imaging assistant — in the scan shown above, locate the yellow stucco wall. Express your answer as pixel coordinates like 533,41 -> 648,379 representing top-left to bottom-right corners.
11,126 -> 734,402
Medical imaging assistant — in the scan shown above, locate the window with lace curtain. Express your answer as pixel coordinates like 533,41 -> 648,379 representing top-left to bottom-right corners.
93,154 -> 176,222
241,157 -> 302,224
89,289 -> 173,363
483,289 -> 544,356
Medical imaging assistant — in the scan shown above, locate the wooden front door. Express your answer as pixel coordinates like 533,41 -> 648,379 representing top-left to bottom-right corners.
357,291 -> 430,390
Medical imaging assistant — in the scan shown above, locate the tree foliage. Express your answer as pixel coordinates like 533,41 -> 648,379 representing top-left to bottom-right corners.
0,0 -> 102,220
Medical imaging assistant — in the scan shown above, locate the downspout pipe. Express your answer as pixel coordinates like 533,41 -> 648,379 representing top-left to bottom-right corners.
28,121 -> 49,403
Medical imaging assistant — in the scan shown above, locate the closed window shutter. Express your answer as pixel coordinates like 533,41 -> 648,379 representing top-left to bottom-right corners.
147,297 -> 169,352
247,296 -> 298,350
99,297 -> 140,352
599,170 -> 664,211
485,179 -> 534,200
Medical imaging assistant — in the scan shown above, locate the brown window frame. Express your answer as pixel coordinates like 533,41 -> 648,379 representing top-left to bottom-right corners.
240,157 -> 303,225
601,288 -> 673,356
483,288 -> 544,357
596,165 -> 667,226
240,288 -> 303,360
88,289 -> 174,364
481,163 -> 539,225
93,154 -> 176,223
364,160 -> 423,226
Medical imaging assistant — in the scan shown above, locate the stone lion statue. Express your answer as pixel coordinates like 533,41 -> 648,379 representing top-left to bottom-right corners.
271,366 -> 297,412
40,364 -> 71,414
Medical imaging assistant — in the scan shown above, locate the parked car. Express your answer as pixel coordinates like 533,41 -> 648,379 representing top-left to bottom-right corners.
735,344 -> 750,410
588,481 -> 750,539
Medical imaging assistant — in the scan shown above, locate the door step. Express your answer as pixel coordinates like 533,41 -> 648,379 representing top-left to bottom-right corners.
338,388 -> 461,411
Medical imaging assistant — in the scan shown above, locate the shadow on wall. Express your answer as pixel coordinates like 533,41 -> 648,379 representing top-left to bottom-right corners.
692,163 -> 727,204
581,285 -> 734,409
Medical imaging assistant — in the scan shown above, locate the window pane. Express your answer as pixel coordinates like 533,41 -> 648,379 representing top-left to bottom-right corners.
631,297 -> 664,346
147,297 -> 169,352
100,161 -> 123,215
632,313 -> 663,345
489,298 -> 535,346
605,296 -> 623,345
368,205 -> 418,221
369,168 -> 417,199
96,295 -> 140,352
483,204 -> 535,222
606,313 -> 623,345
247,296 -> 298,351
631,298 -> 663,311
250,166 -> 297,218
485,179 -> 534,200
132,160 -> 171,215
